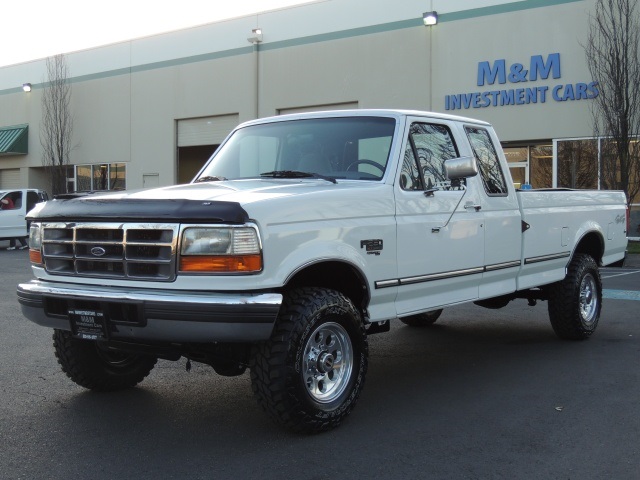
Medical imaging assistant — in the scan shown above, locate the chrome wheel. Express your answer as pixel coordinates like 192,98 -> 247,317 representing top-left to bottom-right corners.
579,273 -> 598,325
303,321 -> 353,404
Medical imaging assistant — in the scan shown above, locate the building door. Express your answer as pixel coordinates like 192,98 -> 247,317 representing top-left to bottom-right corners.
502,143 -> 553,189
142,174 -> 159,189
178,145 -> 219,184
503,146 -> 529,189
177,114 -> 239,184
0,168 -> 20,189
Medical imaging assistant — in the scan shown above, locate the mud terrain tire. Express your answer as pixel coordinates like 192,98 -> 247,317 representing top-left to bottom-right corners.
548,254 -> 602,340
250,287 -> 368,433
53,330 -> 157,391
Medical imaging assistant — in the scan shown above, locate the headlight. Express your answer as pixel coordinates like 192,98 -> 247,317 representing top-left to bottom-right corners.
28,223 -> 43,264
182,229 -> 232,255
179,226 -> 262,273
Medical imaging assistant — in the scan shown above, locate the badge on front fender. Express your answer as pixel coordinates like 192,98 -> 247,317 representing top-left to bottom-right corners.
360,239 -> 383,255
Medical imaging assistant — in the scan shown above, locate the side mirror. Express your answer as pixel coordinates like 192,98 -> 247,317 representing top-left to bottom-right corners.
444,156 -> 478,180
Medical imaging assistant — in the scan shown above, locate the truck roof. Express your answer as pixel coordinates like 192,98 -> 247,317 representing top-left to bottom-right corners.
237,109 -> 492,129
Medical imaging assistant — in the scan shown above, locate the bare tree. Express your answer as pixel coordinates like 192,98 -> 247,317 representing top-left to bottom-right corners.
40,54 -> 73,196
585,0 -> 640,206
557,140 -> 599,189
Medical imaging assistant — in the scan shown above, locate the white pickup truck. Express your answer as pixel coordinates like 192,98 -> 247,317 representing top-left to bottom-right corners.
17,110 -> 628,432
1,188 -> 49,243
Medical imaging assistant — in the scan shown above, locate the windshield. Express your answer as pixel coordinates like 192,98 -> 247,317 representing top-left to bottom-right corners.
195,116 -> 396,182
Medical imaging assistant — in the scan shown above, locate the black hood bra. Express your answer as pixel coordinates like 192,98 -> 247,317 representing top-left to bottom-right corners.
27,197 -> 250,225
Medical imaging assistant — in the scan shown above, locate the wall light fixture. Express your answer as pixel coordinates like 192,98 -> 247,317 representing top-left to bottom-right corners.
423,11 -> 438,26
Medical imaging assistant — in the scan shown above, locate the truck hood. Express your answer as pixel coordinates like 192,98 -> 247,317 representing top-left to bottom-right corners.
27,179 -> 390,224
114,179 -> 340,203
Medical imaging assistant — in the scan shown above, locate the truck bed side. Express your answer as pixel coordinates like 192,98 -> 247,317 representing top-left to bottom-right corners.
516,189 -> 627,290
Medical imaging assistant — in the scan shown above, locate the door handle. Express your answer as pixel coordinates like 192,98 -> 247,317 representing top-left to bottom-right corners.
464,202 -> 482,212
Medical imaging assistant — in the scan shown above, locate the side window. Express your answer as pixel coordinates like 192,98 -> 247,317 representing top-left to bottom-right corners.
465,126 -> 508,195
8,191 -> 21,208
400,122 -> 461,191
0,193 -> 16,210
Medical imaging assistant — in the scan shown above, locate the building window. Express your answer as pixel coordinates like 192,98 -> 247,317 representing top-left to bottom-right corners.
503,146 -> 528,189
110,163 -> 126,190
503,144 -> 553,189
631,204 -> 640,238
556,139 -> 598,189
530,145 -> 553,189
93,164 -> 109,190
76,165 -> 92,191
73,163 -> 126,192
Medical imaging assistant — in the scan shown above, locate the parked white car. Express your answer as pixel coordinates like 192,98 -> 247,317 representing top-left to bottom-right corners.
17,110 -> 628,432
0,188 -> 48,242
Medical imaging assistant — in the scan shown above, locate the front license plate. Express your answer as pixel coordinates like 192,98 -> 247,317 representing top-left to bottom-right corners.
69,308 -> 106,340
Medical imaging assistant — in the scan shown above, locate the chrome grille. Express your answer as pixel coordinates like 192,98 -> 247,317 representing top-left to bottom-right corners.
41,223 -> 179,281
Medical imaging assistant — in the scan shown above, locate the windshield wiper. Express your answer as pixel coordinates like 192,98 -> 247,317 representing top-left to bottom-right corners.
195,175 -> 227,182
260,170 -> 337,184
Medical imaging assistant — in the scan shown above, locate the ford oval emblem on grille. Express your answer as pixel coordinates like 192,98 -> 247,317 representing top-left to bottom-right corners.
91,246 -> 107,257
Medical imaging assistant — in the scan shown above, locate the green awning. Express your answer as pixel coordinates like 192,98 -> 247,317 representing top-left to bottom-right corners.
0,124 -> 28,156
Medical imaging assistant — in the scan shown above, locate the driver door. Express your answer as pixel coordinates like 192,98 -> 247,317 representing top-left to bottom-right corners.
393,118 -> 484,316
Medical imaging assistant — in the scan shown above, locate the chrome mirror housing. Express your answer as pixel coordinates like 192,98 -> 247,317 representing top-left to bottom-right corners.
445,156 -> 478,180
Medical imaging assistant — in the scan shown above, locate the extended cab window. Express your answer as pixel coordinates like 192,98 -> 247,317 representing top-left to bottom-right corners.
400,122 -> 460,191
465,126 -> 508,196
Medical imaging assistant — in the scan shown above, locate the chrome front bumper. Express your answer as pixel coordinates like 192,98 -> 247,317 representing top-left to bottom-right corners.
17,280 -> 282,343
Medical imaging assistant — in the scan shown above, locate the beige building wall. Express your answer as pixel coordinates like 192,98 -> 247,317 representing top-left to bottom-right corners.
431,0 -> 595,140
260,26 -> 432,115
0,0 -> 601,192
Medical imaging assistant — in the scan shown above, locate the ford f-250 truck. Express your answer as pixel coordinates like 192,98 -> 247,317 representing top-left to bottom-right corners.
17,110 -> 628,432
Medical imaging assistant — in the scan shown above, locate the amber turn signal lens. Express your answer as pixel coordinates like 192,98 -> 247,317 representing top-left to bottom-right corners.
29,249 -> 43,265
179,254 -> 262,273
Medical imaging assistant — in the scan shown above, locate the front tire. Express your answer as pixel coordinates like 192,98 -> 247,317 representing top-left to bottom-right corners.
53,330 -> 157,391
548,254 -> 602,340
250,287 -> 368,433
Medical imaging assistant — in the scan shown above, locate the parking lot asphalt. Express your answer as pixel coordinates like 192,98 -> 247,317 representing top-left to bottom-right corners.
624,253 -> 640,267
1,248 -> 639,480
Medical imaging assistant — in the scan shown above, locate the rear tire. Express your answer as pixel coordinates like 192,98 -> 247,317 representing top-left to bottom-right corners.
400,309 -> 443,327
53,330 -> 157,391
250,287 -> 368,433
548,254 -> 602,340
